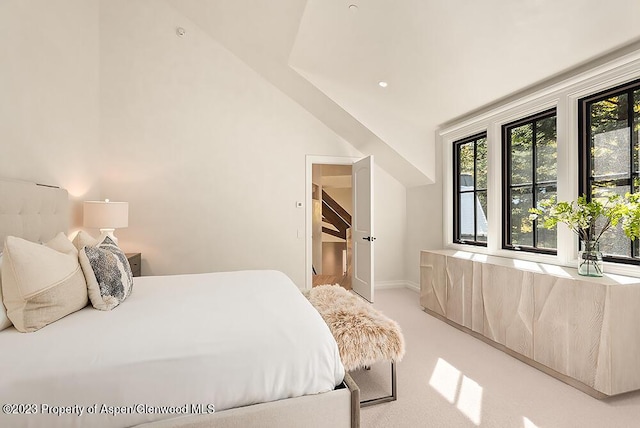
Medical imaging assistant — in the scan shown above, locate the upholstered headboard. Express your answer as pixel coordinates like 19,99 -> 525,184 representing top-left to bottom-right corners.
0,178 -> 68,245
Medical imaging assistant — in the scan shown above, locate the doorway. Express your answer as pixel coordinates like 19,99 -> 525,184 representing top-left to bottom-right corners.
305,155 -> 375,302
312,164 -> 353,289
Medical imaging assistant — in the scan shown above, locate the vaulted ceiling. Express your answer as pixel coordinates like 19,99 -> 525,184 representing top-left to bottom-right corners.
169,0 -> 640,187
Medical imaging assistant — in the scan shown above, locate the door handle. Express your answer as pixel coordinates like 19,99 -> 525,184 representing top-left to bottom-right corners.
362,236 -> 376,241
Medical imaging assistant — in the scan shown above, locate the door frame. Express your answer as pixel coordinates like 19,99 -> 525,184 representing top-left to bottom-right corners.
305,155 -> 361,290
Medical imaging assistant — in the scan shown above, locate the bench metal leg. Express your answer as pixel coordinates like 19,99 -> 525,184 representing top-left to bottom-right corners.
360,361 -> 397,407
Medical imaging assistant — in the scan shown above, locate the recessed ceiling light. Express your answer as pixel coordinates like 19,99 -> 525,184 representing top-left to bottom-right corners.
378,81 -> 388,88
349,4 -> 358,11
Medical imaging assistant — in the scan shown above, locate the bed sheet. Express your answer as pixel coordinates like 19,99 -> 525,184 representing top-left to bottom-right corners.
0,270 -> 344,428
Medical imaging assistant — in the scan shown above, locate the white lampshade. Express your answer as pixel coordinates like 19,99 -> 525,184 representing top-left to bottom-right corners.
83,200 -> 128,243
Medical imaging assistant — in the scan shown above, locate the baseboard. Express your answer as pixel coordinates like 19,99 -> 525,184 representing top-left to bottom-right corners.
405,281 -> 420,292
375,280 -> 420,292
375,280 -> 406,289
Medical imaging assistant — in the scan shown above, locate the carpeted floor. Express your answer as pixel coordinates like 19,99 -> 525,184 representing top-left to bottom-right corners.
355,288 -> 640,428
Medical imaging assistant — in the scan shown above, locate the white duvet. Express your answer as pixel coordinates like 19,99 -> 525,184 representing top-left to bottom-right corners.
0,270 -> 345,428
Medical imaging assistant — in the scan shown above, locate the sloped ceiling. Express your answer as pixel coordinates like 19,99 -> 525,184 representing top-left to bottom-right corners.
168,0 -> 640,187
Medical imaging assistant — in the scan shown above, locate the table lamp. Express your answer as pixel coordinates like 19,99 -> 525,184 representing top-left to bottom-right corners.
83,199 -> 129,244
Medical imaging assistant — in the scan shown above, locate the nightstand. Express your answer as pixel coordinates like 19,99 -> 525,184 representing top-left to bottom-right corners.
126,253 -> 141,277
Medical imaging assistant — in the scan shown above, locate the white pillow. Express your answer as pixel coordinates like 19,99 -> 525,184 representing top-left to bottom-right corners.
79,236 -> 133,311
72,230 -> 98,252
2,235 -> 88,332
0,252 -> 12,331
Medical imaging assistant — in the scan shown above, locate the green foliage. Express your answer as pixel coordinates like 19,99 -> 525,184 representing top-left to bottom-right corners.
529,193 -> 640,245
507,115 -> 557,247
458,139 -> 487,189
623,193 -> 640,241
458,143 -> 475,176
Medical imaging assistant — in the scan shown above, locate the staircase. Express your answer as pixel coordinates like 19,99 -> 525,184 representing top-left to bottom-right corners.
321,190 -> 351,240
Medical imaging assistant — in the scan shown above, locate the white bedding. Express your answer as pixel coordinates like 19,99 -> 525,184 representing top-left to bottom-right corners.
0,270 -> 345,428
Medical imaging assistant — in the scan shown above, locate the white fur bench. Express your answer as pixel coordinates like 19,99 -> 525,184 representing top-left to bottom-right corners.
305,285 -> 405,406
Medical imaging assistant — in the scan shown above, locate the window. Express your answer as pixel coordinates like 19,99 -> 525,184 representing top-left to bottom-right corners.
502,109 -> 557,253
579,78 -> 640,263
442,52 -> 640,275
453,133 -> 488,246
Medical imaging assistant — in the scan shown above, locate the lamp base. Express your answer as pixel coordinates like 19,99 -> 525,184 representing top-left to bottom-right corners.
98,228 -> 119,245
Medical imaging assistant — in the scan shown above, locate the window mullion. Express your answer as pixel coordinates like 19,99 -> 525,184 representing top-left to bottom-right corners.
503,129 -> 511,249
532,120 -> 538,249
454,144 -> 459,243
628,89 -> 636,259
473,140 -> 478,241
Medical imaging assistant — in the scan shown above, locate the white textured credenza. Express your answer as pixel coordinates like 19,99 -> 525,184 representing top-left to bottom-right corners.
420,249 -> 640,398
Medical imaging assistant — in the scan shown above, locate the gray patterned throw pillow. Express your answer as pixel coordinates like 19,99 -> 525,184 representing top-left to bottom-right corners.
79,236 -> 133,311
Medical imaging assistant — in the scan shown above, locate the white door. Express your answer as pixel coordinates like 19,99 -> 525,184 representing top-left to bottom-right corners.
352,156 -> 374,302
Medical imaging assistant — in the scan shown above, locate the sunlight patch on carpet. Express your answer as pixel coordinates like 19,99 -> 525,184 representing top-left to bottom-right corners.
457,375 -> 483,425
429,358 -> 461,403
429,358 -> 483,426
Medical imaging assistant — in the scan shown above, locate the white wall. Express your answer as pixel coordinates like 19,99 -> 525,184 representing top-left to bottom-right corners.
98,0 -> 407,287
405,135 -> 443,286
0,0 -> 407,288
405,184 -> 443,286
374,166 -> 407,284
0,0 -> 101,226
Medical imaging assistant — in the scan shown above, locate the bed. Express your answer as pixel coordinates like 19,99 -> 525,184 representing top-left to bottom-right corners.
0,178 -> 360,428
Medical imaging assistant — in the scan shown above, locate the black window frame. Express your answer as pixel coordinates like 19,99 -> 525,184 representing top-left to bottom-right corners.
453,132 -> 488,247
578,77 -> 640,265
502,108 -> 558,254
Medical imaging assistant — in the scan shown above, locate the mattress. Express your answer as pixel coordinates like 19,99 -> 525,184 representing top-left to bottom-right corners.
0,270 -> 345,428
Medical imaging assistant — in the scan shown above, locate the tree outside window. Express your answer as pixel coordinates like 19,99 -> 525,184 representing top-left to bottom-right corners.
503,109 -> 557,253
579,80 -> 640,262
454,133 -> 488,246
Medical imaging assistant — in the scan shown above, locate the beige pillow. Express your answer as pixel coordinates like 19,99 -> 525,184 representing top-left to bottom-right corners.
72,230 -> 98,252
1,236 -> 88,332
46,232 -> 79,257
0,252 -> 11,331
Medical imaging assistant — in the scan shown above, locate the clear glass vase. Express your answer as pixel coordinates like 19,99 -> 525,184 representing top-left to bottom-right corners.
578,240 -> 603,277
